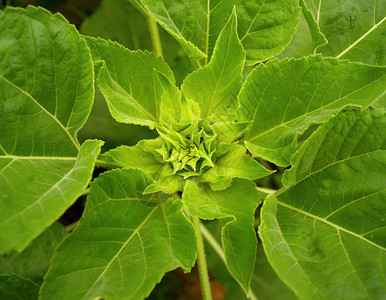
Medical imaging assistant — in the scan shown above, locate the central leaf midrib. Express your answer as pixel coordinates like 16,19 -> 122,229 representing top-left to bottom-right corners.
247,73 -> 386,142
104,69 -> 157,122
0,75 -> 80,150
277,200 -> 385,251
278,149 -> 383,194
81,204 -> 159,300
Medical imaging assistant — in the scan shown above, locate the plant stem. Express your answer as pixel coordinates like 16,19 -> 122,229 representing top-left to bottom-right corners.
255,186 -> 276,194
192,216 -> 213,300
200,222 -> 259,300
147,17 -> 164,58
127,0 -> 163,58
81,187 -> 90,197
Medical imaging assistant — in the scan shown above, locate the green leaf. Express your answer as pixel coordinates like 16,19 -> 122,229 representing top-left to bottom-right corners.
86,37 -> 174,128
41,169 -> 197,300
304,0 -> 386,65
211,121 -> 250,144
0,223 -> 66,284
0,6 -> 94,155
0,275 -> 39,300
156,70 -> 182,124
204,220 -> 297,300
140,0 -> 300,66
200,144 -> 274,183
0,139 -> 102,253
280,0 -> 327,59
182,179 -> 260,292
80,0 -> 193,86
181,8 -> 245,122
100,144 -> 164,178
299,0 -> 327,51
237,55 -> 386,166
0,7 -> 102,252
77,87 -> 157,151
259,110 -> 386,299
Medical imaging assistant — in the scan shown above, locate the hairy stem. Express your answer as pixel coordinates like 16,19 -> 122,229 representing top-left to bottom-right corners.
127,0 -> 163,57
200,222 -> 259,300
255,186 -> 276,194
192,217 -> 213,300
147,17 -> 164,58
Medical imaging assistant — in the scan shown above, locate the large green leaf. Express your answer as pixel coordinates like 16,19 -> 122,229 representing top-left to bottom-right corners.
140,0 -> 300,66
181,9 -> 245,122
0,223 -> 66,284
0,139 -> 102,253
259,110 -> 386,299
41,169 -> 197,300
237,55 -> 386,166
182,179 -> 260,292
86,37 -> 174,128
0,7 -> 102,252
304,0 -> 386,65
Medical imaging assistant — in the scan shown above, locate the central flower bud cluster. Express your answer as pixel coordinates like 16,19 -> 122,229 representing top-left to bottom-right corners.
156,120 -> 217,178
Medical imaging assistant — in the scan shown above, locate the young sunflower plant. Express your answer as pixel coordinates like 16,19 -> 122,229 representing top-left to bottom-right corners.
0,1 -> 385,300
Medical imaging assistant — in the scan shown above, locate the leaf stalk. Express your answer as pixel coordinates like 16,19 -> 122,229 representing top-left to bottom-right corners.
200,222 -> 259,300
192,216 -> 213,300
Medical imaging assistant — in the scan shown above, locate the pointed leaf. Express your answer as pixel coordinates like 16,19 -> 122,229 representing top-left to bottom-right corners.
259,110 -> 386,299
182,179 -> 260,292
86,37 -> 175,128
0,140 -> 102,253
140,0 -> 300,65
0,223 -> 66,284
304,0 -> 386,65
0,7 -> 101,252
181,8 -> 245,122
156,70 -> 182,124
41,169 -> 197,300
205,221 -> 297,300
237,55 -> 386,166
100,144 -> 164,178
299,0 -> 327,52
200,144 -> 274,183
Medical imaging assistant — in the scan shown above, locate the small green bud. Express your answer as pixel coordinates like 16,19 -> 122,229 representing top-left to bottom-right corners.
156,119 -> 217,178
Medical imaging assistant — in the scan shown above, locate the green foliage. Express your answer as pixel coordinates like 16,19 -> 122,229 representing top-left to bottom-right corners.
0,1 -> 385,300
260,110 -> 386,299
0,6 -> 102,253
41,169 -> 197,300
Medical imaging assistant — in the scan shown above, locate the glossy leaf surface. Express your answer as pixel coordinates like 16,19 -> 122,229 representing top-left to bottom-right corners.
140,0 -> 300,65
181,9 -> 245,122
41,169 -> 197,300
238,55 -> 386,166
304,0 -> 386,65
260,110 -> 386,299
86,37 -> 174,128
0,7 -> 101,252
